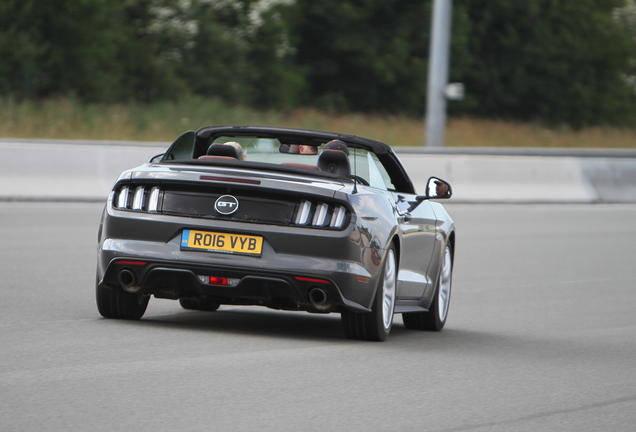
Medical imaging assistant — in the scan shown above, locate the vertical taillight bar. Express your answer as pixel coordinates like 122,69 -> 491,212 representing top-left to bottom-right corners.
330,206 -> 346,228
132,187 -> 145,210
117,186 -> 130,209
295,200 -> 312,225
312,203 -> 329,226
148,187 -> 160,212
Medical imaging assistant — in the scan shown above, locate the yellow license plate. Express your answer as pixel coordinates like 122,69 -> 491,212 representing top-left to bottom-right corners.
181,229 -> 263,256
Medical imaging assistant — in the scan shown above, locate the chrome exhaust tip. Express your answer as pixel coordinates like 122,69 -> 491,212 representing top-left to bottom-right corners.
118,269 -> 139,293
309,287 -> 333,312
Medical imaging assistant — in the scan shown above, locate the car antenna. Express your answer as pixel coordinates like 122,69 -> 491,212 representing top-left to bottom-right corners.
352,134 -> 358,194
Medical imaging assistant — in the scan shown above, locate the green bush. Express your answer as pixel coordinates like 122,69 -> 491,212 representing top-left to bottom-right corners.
1,0 -> 634,127
457,0 -> 636,126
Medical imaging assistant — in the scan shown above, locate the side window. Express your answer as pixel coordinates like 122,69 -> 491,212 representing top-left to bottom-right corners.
349,149 -> 396,190
367,153 -> 388,190
369,152 -> 396,190
163,131 -> 196,160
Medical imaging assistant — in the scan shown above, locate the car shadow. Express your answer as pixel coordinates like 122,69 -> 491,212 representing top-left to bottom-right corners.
101,305 -> 480,345
132,307 -> 348,341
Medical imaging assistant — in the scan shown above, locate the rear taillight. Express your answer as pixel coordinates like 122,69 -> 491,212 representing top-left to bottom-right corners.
294,201 -> 349,229
117,186 -> 130,209
330,206 -> 347,228
132,187 -> 145,210
114,185 -> 161,212
148,187 -> 160,212
295,200 -> 312,225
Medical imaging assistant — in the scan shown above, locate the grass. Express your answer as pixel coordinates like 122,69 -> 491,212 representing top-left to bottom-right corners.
1,97 -> 635,148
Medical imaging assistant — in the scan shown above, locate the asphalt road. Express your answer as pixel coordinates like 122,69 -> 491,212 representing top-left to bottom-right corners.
1,202 -> 635,432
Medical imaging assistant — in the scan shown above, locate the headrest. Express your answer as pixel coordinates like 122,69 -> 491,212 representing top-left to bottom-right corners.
206,143 -> 239,159
317,149 -> 351,177
324,139 -> 350,156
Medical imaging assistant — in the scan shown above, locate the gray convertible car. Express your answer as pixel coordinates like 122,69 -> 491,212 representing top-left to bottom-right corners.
96,125 -> 455,341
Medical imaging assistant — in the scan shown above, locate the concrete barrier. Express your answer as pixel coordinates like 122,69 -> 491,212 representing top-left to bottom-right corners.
1,138 -> 635,203
394,149 -> 636,203
0,139 -> 166,201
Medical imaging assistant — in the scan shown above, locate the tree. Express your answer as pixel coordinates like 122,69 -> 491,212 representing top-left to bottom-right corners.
179,0 -> 303,107
292,0 -> 438,113
0,0 -> 302,105
456,0 -> 636,126
0,0 -> 125,100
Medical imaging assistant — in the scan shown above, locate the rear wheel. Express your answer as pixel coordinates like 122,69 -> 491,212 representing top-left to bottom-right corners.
179,297 -> 220,311
96,280 -> 149,320
342,246 -> 397,341
403,244 -> 452,331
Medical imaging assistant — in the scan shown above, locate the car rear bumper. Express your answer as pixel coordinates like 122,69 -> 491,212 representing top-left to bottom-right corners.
98,233 -> 383,314
97,199 -> 388,312
97,257 -> 372,313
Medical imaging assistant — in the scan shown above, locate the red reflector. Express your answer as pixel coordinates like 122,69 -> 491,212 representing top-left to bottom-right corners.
200,176 -> 261,185
116,261 -> 147,266
356,276 -> 370,283
295,276 -> 331,284
209,277 -> 228,286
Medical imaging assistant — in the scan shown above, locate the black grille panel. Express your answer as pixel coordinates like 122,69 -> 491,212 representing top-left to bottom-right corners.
162,191 -> 296,225
113,182 -> 350,229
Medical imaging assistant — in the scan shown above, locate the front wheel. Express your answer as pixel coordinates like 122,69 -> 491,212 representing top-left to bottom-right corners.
342,246 -> 397,341
403,244 -> 452,331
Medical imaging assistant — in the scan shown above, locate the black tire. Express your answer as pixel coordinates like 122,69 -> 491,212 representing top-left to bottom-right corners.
179,297 -> 220,312
96,282 -> 149,320
403,244 -> 452,331
342,246 -> 397,341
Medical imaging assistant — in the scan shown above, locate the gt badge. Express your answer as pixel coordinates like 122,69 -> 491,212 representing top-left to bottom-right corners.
215,195 -> 239,215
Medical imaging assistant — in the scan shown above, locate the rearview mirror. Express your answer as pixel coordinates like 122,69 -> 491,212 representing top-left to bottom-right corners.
279,144 -> 318,155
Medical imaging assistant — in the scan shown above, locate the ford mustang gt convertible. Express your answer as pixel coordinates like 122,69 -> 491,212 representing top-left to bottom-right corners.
96,125 -> 455,341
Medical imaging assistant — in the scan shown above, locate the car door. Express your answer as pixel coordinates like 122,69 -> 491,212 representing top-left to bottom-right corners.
393,195 -> 437,299
365,151 -> 438,300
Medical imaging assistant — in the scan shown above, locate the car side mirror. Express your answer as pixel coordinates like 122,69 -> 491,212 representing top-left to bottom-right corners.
407,177 -> 452,212
425,177 -> 452,199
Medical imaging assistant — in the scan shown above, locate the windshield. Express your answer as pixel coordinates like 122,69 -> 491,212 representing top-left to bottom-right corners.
162,134 -> 398,191
212,136 -> 322,165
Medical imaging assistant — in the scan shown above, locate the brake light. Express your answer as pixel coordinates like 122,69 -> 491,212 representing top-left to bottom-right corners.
197,275 -> 240,287
200,176 -> 261,185
209,276 -> 228,286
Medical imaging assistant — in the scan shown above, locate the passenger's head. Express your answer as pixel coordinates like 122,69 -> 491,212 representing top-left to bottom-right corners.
223,142 -> 246,160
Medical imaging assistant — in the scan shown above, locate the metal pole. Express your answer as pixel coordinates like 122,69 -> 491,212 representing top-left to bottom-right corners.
425,0 -> 453,147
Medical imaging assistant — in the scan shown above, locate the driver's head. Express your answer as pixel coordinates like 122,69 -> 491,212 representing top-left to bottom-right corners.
299,145 -> 317,155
